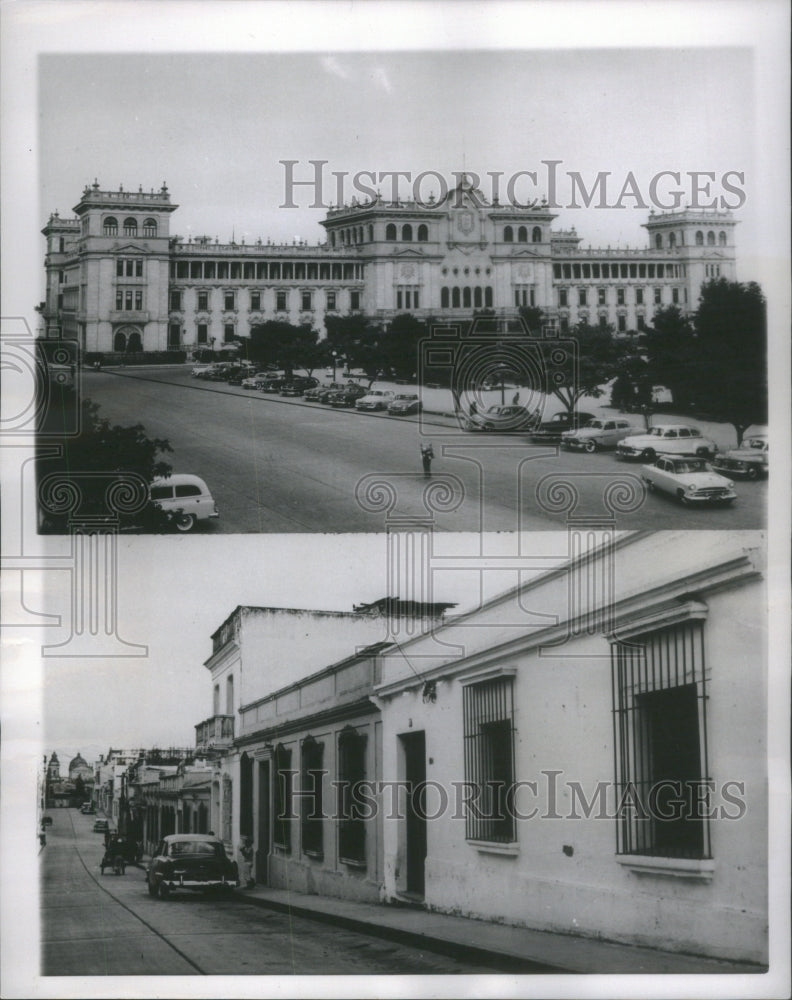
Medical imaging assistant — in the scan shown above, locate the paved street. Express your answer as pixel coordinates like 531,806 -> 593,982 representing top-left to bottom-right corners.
40,810 -> 495,976
61,369 -> 766,532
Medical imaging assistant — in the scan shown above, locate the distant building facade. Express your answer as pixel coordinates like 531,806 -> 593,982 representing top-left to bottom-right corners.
39,179 -> 738,353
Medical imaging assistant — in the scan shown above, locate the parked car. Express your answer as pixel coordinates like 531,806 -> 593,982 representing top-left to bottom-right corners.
93,818 -> 109,833
561,418 -> 640,453
466,404 -> 541,433
280,376 -> 318,396
616,424 -> 717,461
259,377 -> 286,393
711,435 -> 768,480
241,374 -> 271,390
80,803 -> 96,814
641,455 -> 736,505
530,411 -> 596,443
146,834 -> 239,900
312,381 -> 347,403
388,393 -> 422,416
149,474 -> 219,533
190,365 -> 212,378
329,384 -> 368,407
355,389 -> 394,411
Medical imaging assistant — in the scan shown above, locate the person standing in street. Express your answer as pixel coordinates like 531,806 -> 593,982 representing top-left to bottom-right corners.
239,835 -> 254,888
420,441 -> 434,478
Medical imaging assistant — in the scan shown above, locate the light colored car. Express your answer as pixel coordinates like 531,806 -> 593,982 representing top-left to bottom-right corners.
191,365 -> 212,378
711,435 -> 768,480
149,474 -> 219,532
467,404 -> 540,433
388,393 -> 422,416
641,455 -> 736,505
616,424 -> 717,461
562,418 -> 639,453
355,389 -> 394,411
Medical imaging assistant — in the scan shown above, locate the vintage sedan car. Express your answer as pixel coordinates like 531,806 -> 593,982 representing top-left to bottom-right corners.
388,393 -> 422,416
711,435 -> 768,480
530,411 -> 596,443
147,834 -> 239,900
466,404 -> 541,433
617,424 -> 717,461
561,418 -> 639,453
241,374 -> 271,390
641,455 -> 736,505
93,818 -> 109,833
259,376 -> 287,393
190,365 -> 212,378
329,384 -> 368,408
355,389 -> 394,411
307,381 -> 345,403
150,474 -> 219,533
280,376 -> 318,396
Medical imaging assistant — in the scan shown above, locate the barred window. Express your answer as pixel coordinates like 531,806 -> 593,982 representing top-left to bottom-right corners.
462,674 -> 516,843
274,744 -> 293,852
337,728 -> 367,865
301,737 -> 324,857
611,622 -> 711,859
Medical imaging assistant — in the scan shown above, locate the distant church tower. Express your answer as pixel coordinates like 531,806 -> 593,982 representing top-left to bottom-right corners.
46,751 -> 61,781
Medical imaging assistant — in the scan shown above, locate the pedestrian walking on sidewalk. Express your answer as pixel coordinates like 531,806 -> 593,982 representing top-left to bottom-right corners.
239,835 -> 254,888
420,441 -> 434,478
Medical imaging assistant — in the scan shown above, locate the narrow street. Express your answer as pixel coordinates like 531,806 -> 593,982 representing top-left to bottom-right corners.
40,810 -> 496,976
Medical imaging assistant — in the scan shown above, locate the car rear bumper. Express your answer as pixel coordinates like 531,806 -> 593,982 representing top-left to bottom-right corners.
163,877 -> 238,889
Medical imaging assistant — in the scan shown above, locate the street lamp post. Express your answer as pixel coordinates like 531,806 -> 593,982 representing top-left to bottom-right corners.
331,350 -> 337,381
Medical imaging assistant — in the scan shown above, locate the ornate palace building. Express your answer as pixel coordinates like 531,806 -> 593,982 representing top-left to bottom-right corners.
40,178 -> 738,355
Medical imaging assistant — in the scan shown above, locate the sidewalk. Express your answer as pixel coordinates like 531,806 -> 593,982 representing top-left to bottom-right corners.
232,881 -> 764,975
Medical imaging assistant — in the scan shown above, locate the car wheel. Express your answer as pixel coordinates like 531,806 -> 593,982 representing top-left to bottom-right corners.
677,489 -> 690,505
158,881 -> 171,900
584,440 -> 597,454
641,448 -> 656,461
174,512 -> 196,533
746,465 -> 760,481
147,877 -> 158,897
644,478 -> 654,491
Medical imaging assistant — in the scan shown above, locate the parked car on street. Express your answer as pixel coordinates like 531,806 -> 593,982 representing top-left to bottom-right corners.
388,393 -> 422,416
93,818 -> 109,833
241,374 -> 271,390
561,418 -> 640,453
355,389 -> 394,411
280,376 -> 318,396
311,381 -> 347,403
466,404 -> 541,433
80,803 -> 96,814
146,834 -> 239,900
150,474 -> 219,532
329,384 -> 368,408
616,424 -> 717,461
259,377 -> 286,393
190,365 -> 212,378
711,435 -> 768,480
530,411 -> 595,443
641,455 -> 736,505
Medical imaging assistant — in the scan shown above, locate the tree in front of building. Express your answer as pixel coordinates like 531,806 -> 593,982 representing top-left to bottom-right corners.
643,306 -> 699,411
248,320 -> 320,375
549,321 -> 629,417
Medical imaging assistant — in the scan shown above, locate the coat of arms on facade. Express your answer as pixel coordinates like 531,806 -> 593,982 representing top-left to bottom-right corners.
457,210 -> 475,235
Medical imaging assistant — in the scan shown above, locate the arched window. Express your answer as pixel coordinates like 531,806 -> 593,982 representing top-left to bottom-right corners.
655,233 -> 663,249
441,287 -> 449,308
127,331 -> 142,352
452,287 -> 460,308
517,226 -> 528,243
123,218 -> 137,236
417,224 -> 428,242
707,231 -> 715,246
358,226 -> 363,243
142,218 -> 157,237
463,287 -> 471,308
668,232 -> 676,248
330,232 -> 336,247
402,224 -> 413,242
104,217 -> 118,236
474,286 -> 482,308
695,231 -> 704,246
504,225 -> 513,242
113,331 -> 127,352
484,286 -> 493,307
532,226 -> 542,243
718,231 -> 727,246
368,224 -> 374,242
385,223 -> 397,241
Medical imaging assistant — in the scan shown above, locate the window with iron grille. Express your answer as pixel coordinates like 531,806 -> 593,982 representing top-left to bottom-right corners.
337,728 -> 367,865
273,744 -> 293,852
301,736 -> 324,858
611,621 -> 711,859
462,674 -> 516,843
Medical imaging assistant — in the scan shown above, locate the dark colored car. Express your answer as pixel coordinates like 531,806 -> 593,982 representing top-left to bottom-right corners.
259,377 -> 286,393
146,834 -> 238,899
41,815 -> 53,827
329,383 -> 368,408
280,376 -> 318,396
93,818 -> 110,833
530,411 -> 596,443
465,404 -> 541,433
311,381 -> 347,403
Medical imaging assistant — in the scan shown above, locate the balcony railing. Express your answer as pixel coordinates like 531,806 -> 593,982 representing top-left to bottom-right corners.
195,714 -> 234,750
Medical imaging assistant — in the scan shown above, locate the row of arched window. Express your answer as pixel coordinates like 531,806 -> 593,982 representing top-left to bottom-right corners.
503,225 -> 542,243
441,286 -> 494,309
330,223 -> 432,246
103,217 -> 158,237
385,223 -> 430,242
653,230 -> 727,249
